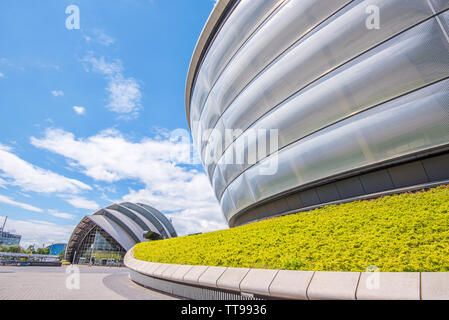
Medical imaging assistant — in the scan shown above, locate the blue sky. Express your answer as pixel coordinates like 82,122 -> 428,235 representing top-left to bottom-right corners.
0,0 -> 227,247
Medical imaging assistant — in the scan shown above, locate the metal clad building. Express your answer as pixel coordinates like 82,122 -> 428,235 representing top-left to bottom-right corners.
46,243 -> 67,256
186,0 -> 449,227
66,202 -> 177,265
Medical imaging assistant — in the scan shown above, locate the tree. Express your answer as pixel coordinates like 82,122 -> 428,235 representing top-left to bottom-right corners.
0,245 -> 26,253
35,247 -> 50,255
9,245 -> 25,253
143,231 -> 162,241
58,249 -> 66,261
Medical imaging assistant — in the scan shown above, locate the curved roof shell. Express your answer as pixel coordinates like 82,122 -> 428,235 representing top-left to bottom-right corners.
66,202 -> 177,261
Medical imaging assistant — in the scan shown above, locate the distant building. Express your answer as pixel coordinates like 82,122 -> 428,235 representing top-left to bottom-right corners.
0,231 -> 21,246
46,243 -> 67,256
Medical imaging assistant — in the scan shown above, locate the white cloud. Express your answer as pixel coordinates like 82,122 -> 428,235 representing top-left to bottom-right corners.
84,30 -> 116,46
106,75 -> 141,115
31,128 -> 228,236
63,196 -> 99,211
0,215 -> 74,248
0,195 -> 43,212
0,143 -> 91,194
48,209 -> 76,220
83,54 -> 141,116
94,30 -> 115,46
73,106 -> 86,115
83,55 -> 122,76
0,72 -> 4,78
51,90 -> 64,97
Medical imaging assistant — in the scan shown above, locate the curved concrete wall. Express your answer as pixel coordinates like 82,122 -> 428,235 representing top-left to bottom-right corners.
186,0 -> 449,226
125,249 -> 449,300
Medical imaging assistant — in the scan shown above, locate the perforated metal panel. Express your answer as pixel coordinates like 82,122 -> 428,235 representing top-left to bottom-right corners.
129,270 -> 264,300
187,0 -> 449,226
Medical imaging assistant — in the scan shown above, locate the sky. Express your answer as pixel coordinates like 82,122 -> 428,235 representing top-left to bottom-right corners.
0,0 -> 228,248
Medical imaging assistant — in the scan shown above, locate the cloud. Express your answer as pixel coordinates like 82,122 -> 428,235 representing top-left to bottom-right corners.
0,195 -> 43,212
0,143 -> 91,194
83,55 -> 122,76
83,54 -> 141,116
106,75 -> 141,115
94,30 -> 116,46
0,215 -> 74,248
84,30 -> 116,46
0,72 -> 4,78
123,186 -> 227,236
51,90 -> 64,97
73,106 -> 86,115
31,128 -> 228,236
48,209 -> 76,220
63,196 -> 99,210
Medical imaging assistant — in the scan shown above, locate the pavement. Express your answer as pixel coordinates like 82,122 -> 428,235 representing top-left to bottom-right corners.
0,265 -> 177,300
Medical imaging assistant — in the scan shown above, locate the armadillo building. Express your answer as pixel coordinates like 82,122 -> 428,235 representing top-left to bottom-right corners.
186,0 -> 449,227
66,203 -> 177,265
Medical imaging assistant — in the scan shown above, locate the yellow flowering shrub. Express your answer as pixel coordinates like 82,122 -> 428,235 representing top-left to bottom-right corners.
134,186 -> 449,272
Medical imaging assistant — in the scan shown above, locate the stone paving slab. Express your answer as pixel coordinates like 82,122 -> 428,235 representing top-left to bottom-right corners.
153,264 -> 171,277
421,272 -> 449,300
183,266 -> 209,284
216,267 -> 250,292
240,269 -> 279,296
307,271 -> 360,300
357,272 -> 420,300
269,270 -> 314,300
161,264 -> 180,280
0,266 -> 175,300
171,265 -> 194,282
198,266 -> 227,288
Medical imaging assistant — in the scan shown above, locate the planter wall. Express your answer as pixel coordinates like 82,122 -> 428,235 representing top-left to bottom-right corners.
124,249 -> 449,300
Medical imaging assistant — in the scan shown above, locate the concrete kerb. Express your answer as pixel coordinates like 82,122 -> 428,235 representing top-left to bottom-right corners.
125,249 -> 449,300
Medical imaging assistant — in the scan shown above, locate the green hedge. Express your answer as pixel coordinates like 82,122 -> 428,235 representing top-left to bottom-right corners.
134,186 -> 449,272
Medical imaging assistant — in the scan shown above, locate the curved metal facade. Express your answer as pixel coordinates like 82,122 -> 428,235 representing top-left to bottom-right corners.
66,202 -> 177,263
187,0 -> 449,227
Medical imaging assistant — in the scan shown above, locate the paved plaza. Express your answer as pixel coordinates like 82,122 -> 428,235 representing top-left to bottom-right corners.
0,265 -> 176,300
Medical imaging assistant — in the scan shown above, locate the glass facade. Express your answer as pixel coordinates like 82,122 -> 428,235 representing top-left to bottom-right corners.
73,226 -> 125,266
187,0 -> 449,226
65,203 -> 177,264
0,231 -> 21,246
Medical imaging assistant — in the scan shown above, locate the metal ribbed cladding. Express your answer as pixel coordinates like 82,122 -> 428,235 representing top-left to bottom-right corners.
185,0 -> 237,127
115,202 -> 170,239
98,209 -> 141,244
207,9 -> 449,193
136,203 -> 178,237
106,204 -> 152,235
186,0 -> 449,226
65,216 -> 96,262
